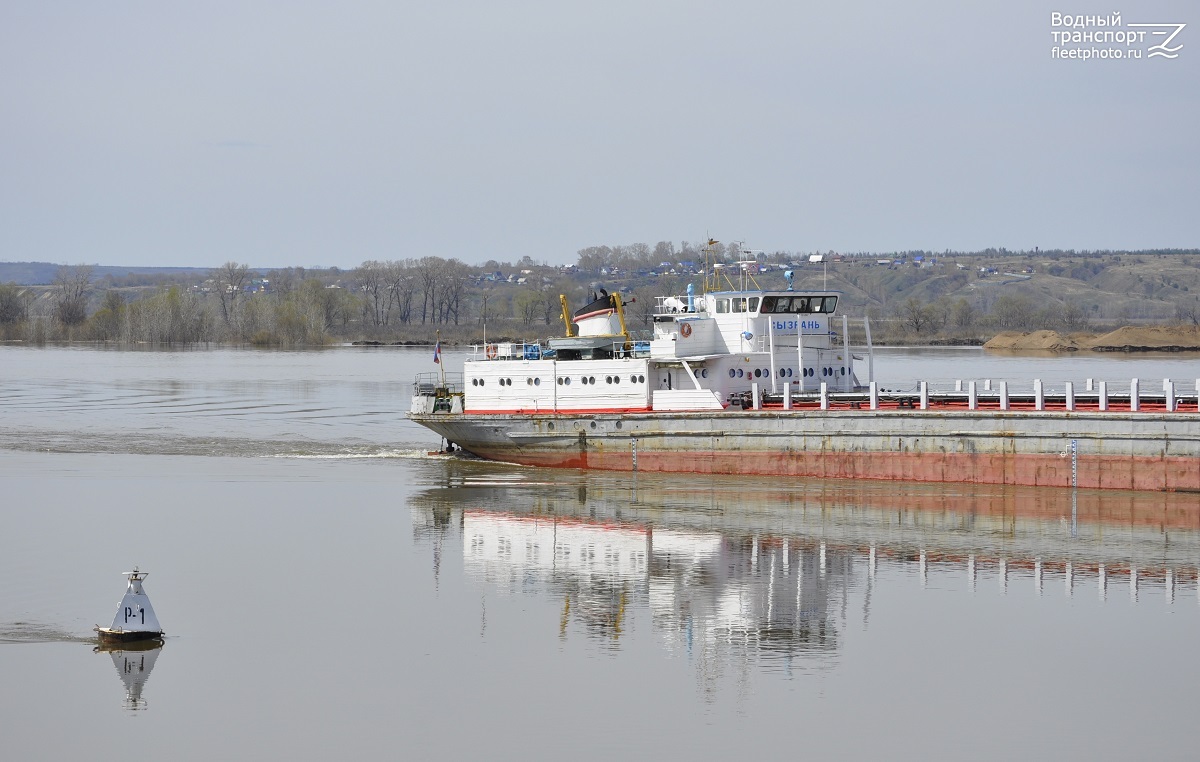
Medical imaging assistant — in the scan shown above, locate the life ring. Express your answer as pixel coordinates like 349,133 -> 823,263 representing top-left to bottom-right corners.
485,344 -> 497,359
680,322 -> 693,338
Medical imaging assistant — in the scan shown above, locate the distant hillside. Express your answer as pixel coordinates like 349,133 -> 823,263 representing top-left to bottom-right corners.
0,262 -> 211,286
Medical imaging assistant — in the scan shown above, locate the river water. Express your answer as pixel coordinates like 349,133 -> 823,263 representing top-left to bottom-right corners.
1,345 -> 1197,760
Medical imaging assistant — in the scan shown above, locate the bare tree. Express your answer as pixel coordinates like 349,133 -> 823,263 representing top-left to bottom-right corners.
514,290 -> 544,326
437,259 -> 469,325
478,289 -> 497,325
416,256 -> 442,324
270,266 -> 305,297
354,261 -> 387,326
991,293 -> 1036,330
384,260 -> 415,324
212,261 -> 251,325
1175,298 -> 1199,326
900,297 -> 931,334
0,283 -> 31,325
89,290 -> 126,340
1060,300 -> 1091,331
52,264 -> 94,326
951,297 -> 977,330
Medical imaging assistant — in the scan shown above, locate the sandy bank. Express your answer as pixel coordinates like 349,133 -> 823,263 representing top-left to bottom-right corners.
985,325 -> 1200,352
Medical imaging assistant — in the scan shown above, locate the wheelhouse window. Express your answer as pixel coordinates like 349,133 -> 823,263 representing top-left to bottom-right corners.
761,295 -> 837,314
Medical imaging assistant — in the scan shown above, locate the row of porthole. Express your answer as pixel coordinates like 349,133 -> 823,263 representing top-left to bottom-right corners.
557,375 -> 647,386
472,377 -> 542,387
545,420 -> 624,431
727,367 -> 847,380
473,375 -> 653,388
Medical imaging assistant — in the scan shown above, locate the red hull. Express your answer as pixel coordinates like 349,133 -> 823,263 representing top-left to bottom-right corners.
467,446 -> 1200,493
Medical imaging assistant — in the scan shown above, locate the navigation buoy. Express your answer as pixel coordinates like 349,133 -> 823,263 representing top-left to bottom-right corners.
94,568 -> 164,642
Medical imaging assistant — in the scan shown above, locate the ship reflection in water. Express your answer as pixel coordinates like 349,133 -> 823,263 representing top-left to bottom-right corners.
410,464 -> 1200,675
94,639 -> 163,711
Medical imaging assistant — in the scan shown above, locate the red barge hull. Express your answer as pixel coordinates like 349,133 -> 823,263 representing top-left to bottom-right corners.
412,408 -> 1200,492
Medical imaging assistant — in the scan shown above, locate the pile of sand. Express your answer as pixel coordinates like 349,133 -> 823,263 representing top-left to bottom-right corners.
984,330 -> 1082,351
985,326 -> 1200,352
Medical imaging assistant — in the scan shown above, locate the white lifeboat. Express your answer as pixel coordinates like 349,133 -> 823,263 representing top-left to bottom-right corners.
95,568 -> 164,642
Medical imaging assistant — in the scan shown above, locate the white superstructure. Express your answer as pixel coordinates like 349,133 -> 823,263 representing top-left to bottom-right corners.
412,286 -> 864,416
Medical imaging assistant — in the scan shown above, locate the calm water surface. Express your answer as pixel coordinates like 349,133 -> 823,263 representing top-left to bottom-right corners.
1,345 -> 1197,760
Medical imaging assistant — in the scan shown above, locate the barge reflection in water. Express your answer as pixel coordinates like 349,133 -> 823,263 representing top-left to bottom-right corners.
411,464 -> 1200,673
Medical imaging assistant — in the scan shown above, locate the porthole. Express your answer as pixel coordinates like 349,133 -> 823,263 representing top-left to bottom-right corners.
638,375 -> 645,383
564,377 -> 572,385
590,421 -> 597,429
737,369 -> 744,378
557,377 -> 564,385
588,376 -> 595,384
480,379 -> 486,386
527,377 -> 533,386
472,378 -> 479,386
547,422 -> 555,430
534,378 -> 541,386
701,369 -> 708,378
632,375 -> 640,384
615,421 -> 622,430
729,369 -> 736,379
605,376 -> 613,384
613,376 -> 620,384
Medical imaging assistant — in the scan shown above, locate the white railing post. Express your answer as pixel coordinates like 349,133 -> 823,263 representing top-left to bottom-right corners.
1065,381 -> 1075,412
820,382 -> 828,410
1130,378 -> 1140,412
869,381 -> 878,411
1165,379 -> 1175,412
864,315 -> 874,384
842,315 -> 850,390
1034,379 -> 1044,411
783,380 -> 792,410
1000,381 -> 1009,411
968,380 -> 977,410
796,325 -> 805,392
1099,381 -> 1108,411
919,381 -> 929,410
752,382 -> 761,410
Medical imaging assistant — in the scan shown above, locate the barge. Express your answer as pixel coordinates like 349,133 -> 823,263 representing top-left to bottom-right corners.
409,267 -> 1200,492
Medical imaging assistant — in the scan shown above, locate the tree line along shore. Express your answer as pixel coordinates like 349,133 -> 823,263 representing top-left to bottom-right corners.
1,245 -> 1199,348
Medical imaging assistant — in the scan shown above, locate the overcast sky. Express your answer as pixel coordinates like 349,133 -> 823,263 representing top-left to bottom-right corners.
2,1 -> 1196,269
